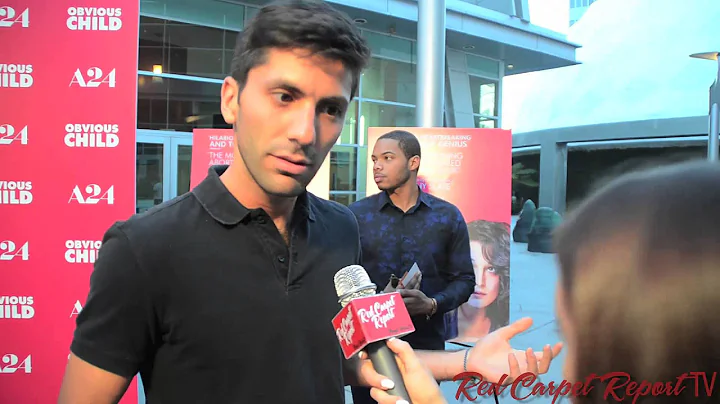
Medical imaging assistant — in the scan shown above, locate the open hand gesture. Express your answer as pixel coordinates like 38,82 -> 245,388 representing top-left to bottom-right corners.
465,317 -> 563,384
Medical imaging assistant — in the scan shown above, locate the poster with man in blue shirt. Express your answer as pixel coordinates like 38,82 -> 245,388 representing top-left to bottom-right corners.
349,129 -> 476,404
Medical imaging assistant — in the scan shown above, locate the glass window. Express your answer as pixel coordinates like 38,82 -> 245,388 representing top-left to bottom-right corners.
474,116 -> 498,128
466,54 -> 500,79
139,17 -> 238,80
363,31 -> 414,64
361,57 -> 417,105
137,75 -> 228,132
357,146 -> 368,195
359,102 -> 416,146
330,146 -> 358,192
329,193 -> 357,206
338,101 -> 358,145
245,6 -> 260,24
469,76 -> 498,117
140,0 -> 244,31
136,142 -> 163,213
177,145 -> 193,196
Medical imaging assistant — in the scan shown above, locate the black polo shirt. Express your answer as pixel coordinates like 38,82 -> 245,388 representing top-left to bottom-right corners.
70,165 -> 361,404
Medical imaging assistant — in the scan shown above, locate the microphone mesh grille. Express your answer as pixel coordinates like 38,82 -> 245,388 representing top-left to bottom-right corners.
334,265 -> 376,307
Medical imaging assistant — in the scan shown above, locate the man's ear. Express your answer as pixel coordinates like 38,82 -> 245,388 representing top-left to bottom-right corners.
220,76 -> 239,125
408,156 -> 421,172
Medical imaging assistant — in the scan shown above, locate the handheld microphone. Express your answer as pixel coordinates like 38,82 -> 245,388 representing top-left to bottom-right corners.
332,265 -> 414,402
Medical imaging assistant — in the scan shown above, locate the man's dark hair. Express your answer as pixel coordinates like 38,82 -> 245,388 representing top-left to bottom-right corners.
230,0 -> 371,99
378,130 -> 422,160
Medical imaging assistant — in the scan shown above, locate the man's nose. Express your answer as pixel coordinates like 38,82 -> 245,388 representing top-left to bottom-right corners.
287,106 -> 317,145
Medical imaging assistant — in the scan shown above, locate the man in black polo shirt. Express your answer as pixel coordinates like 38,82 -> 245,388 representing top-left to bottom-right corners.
58,2 -> 562,403
348,130 -> 476,404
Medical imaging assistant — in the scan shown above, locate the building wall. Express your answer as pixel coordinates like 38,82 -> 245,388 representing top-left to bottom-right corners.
135,1 -> 505,208
569,0 -> 597,25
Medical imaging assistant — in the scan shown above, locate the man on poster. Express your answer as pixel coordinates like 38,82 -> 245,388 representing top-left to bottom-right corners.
348,130 -> 477,404
58,2 -> 561,404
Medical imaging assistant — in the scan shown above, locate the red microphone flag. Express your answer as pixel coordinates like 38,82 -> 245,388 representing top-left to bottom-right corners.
332,292 -> 415,359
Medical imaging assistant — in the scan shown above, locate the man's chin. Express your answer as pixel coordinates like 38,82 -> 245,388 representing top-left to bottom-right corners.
262,177 -> 308,198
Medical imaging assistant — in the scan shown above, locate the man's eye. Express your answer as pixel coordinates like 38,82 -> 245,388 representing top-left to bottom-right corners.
324,105 -> 342,117
274,92 -> 294,103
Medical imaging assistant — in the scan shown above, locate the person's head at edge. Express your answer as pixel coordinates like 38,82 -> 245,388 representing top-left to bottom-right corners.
372,130 -> 422,193
553,160 -> 719,400
464,220 -> 510,331
218,0 -> 371,214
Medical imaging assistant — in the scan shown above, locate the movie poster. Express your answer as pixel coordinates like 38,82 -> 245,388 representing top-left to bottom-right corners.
365,127 -> 512,342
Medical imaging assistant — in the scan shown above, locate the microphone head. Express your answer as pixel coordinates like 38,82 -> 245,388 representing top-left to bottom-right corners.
334,265 -> 377,307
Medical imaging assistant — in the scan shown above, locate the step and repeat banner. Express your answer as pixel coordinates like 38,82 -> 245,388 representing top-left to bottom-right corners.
366,127 -> 512,342
1,1 -> 139,403
190,128 -> 331,198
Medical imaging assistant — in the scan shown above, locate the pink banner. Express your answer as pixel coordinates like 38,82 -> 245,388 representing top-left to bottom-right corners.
1,1 -> 139,402
190,129 -> 236,189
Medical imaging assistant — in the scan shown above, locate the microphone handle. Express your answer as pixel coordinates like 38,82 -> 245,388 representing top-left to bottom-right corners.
365,340 -> 412,402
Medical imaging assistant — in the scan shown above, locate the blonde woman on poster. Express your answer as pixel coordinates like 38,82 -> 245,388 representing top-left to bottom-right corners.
449,220 -> 511,341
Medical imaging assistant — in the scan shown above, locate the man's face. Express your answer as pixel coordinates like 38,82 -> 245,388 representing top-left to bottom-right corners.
220,48 -> 353,197
371,138 -> 418,191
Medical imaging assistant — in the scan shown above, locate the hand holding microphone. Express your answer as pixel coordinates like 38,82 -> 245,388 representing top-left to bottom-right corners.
333,265 -> 413,401
364,338 -> 448,404
332,265 -> 448,404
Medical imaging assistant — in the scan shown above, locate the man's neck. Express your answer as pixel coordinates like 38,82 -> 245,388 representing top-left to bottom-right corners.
220,162 -> 296,228
387,179 -> 420,212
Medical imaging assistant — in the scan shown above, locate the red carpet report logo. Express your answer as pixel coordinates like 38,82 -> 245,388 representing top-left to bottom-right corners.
454,371 -> 717,403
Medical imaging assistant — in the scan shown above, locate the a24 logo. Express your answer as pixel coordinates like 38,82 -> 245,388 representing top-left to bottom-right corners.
0,354 -> 32,374
0,124 -> 28,145
68,184 -> 114,204
0,6 -> 29,28
70,67 -> 116,88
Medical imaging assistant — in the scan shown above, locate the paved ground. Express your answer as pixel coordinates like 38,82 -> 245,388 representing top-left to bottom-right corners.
346,216 -> 567,404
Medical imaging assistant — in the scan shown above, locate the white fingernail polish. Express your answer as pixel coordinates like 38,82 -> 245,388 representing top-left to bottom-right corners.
396,400 -> 409,404
381,379 -> 395,389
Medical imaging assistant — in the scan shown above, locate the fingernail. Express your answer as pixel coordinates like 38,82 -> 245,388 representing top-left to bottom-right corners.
381,379 -> 395,389
388,337 -> 397,342
396,400 -> 409,404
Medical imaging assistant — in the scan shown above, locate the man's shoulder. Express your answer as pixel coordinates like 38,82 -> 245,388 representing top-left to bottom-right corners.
424,193 -> 462,216
112,192 -> 201,242
307,193 -> 359,229
347,193 -> 380,213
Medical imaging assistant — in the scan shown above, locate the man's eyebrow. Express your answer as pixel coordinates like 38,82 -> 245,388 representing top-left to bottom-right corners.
267,79 -> 349,107
267,79 -> 306,97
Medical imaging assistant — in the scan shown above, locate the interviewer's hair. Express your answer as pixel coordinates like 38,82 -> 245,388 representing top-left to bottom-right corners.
230,0 -> 371,99
554,160 -> 720,402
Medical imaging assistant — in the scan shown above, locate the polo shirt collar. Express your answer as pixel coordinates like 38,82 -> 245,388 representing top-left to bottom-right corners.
192,165 -> 316,225
376,185 -> 433,212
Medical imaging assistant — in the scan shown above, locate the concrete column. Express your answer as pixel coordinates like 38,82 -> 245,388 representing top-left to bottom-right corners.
416,0 -> 446,128
538,140 -> 568,214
